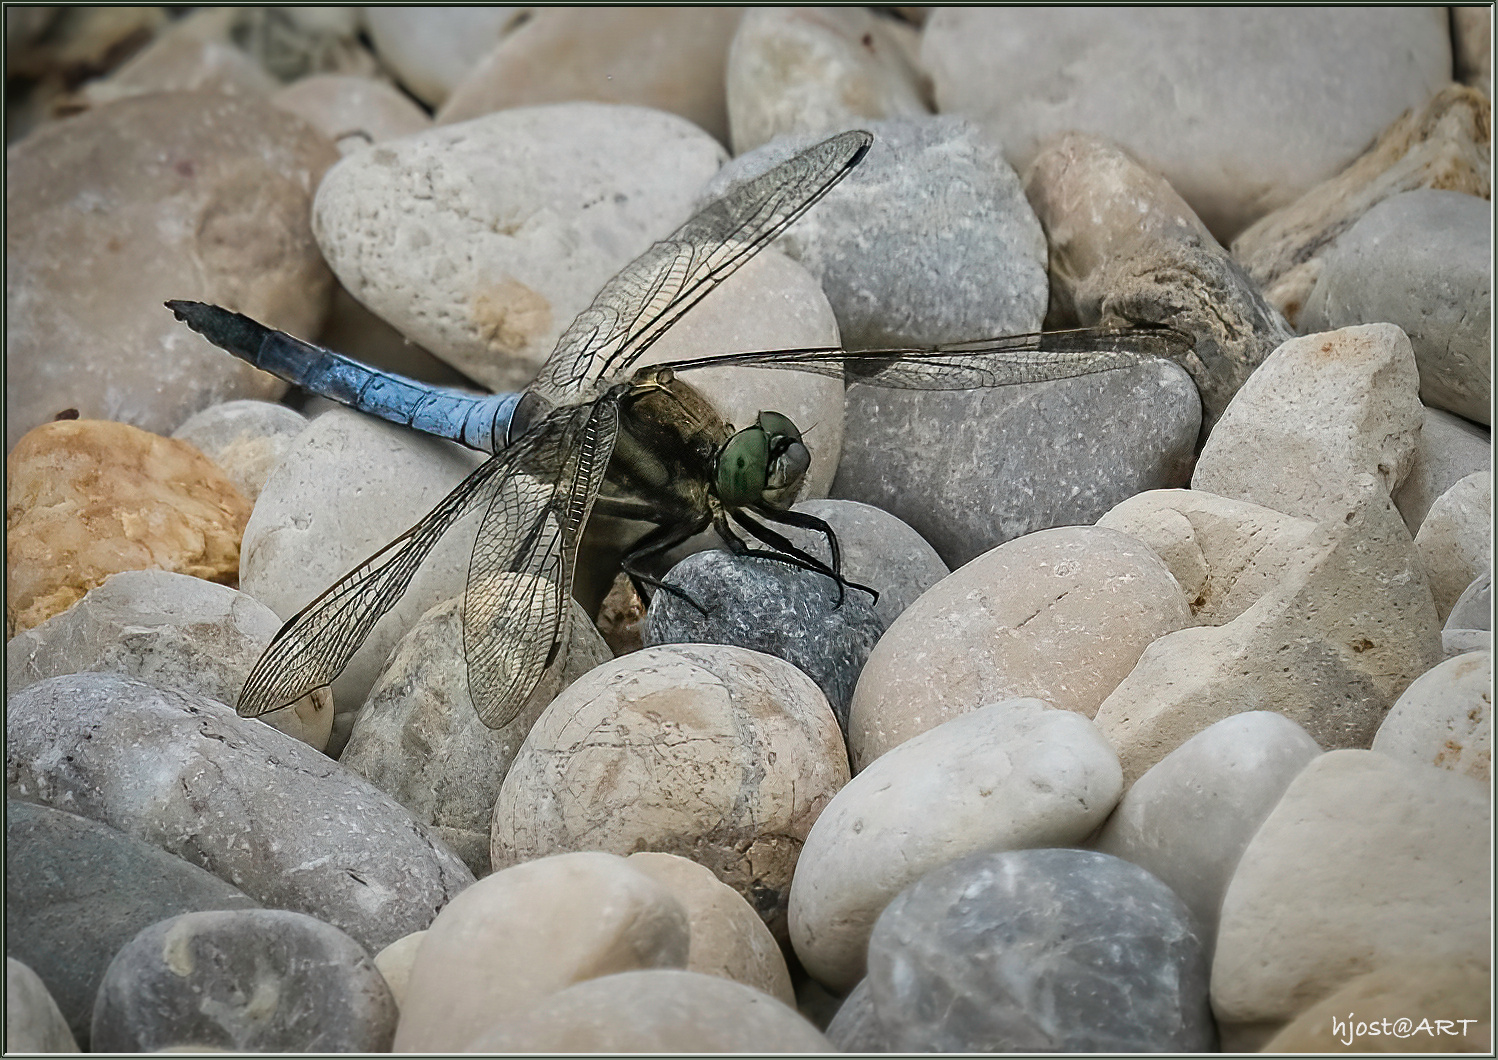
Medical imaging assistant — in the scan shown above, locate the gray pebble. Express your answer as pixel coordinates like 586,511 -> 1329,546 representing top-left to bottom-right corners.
91,909 -> 397,1052
5,800 -> 258,1049
866,848 -> 1215,1052
646,550 -> 882,729
823,978 -> 888,1052
1447,570 -> 1492,633
1301,189 -> 1491,424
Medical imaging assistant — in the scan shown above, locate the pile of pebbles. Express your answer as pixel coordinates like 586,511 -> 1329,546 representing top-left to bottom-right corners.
6,7 -> 1492,1053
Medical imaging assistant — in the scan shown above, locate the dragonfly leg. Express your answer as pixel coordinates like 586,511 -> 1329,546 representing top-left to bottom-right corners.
619,513 -> 714,616
726,510 -> 879,608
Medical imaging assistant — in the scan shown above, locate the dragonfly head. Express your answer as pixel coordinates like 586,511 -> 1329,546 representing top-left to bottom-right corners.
714,411 -> 810,511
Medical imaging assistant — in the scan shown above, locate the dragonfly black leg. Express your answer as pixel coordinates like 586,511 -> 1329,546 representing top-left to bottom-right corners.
727,510 -> 879,608
618,513 -> 714,616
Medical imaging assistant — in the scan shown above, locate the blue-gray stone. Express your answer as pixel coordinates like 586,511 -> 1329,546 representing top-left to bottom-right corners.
825,978 -> 890,1052
91,909 -> 397,1052
645,549 -> 883,729
1447,571 -> 1492,633
866,847 -> 1215,1052
833,359 -> 1200,567
5,800 -> 259,1049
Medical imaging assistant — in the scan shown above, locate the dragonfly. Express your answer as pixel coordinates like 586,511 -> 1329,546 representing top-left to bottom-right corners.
168,129 -> 1189,732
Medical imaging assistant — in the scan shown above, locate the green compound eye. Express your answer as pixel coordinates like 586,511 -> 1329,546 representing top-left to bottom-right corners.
714,411 -> 810,510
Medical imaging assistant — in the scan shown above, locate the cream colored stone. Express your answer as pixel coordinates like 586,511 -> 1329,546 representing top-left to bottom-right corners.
1373,651 -> 1491,782
6,569 -> 332,751
465,970 -> 831,1052
439,8 -> 742,144
1192,324 -> 1424,522
792,699 -> 1122,993
6,420 -> 252,637
7,957 -> 79,1053
362,8 -> 528,108
847,525 -> 1191,771
625,852 -> 794,1007
1095,478 -> 1443,784
77,34 -> 278,107
1261,954 -> 1491,1053
1394,405 -> 1492,533
726,7 -> 929,155
393,852 -> 690,1052
1211,751 -> 1490,1039
1231,85 -> 1491,328
372,931 -> 425,1011
310,103 -> 725,392
491,645 -> 848,944
170,400 -> 308,503
1415,472 -> 1492,620
271,74 -> 430,156
6,92 -> 337,448
1096,489 -> 1318,625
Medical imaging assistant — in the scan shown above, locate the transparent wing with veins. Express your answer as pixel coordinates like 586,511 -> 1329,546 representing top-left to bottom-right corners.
656,326 -> 1194,390
528,129 -> 873,405
463,397 -> 618,729
235,403 -> 611,725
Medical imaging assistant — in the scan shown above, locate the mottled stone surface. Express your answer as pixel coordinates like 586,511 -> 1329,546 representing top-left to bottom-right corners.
1232,85 -> 1491,328
438,8 -> 742,145
6,958 -> 79,1054
341,592 -> 611,876
6,420 -> 252,637
1394,405 -> 1492,533
703,117 -> 1046,351
866,848 -> 1214,1052
1092,712 -> 1321,946
170,399 -> 308,503
1449,571 -> 1493,633
1415,472 -> 1492,620
394,852 -> 690,1051
791,700 -> 1121,992
271,73 -> 431,156
1095,478 -> 1444,783
91,909 -> 398,1052
492,645 -> 848,945
1096,489 -> 1318,625
849,526 -> 1192,770
1212,750 -> 1490,1039
836,356 -> 1200,568
1193,324 -> 1424,522
7,569 -> 332,750
466,969 -> 832,1052
924,8 -> 1451,240
239,407 -> 486,719
646,550 -> 884,728
1024,132 -> 1292,429
1373,650 -> 1491,782
726,7 -> 928,154
1301,190 -> 1490,424
6,91 -> 336,447
311,103 -> 725,391
5,800 -> 258,1048
824,978 -> 888,1052
6,675 -> 473,956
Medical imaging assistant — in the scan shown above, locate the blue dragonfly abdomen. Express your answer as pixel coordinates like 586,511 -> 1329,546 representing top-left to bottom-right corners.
167,301 -> 521,455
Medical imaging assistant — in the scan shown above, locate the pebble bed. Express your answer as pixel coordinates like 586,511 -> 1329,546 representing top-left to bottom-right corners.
5,7 -> 1493,1054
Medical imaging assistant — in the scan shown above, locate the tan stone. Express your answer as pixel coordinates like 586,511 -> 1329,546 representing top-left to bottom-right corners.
1373,650 -> 1492,782
170,400 -> 307,503
491,645 -> 848,945
271,74 -> 431,156
438,8 -> 743,143
1192,324 -> 1424,523
6,420 -> 252,636
1261,955 -> 1491,1053
76,33 -> 278,108
1095,478 -> 1444,784
1212,751 -> 1490,1039
1414,472 -> 1492,620
847,525 -> 1192,771
1097,489 -> 1318,625
1231,85 -> 1491,327
465,970 -> 831,1052
393,852 -> 690,1052
372,932 -> 425,1011
625,852 -> 794,1007
6,91 -> 337,448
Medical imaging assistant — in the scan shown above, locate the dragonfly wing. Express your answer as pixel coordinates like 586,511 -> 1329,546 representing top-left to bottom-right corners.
236,449 -> 516,717
659,326 -> 1194,391
528,129 -> 873,404
463,397 -> 620,729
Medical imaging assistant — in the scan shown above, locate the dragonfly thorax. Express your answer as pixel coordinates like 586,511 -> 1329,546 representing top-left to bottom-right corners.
714,410 -> 810,511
